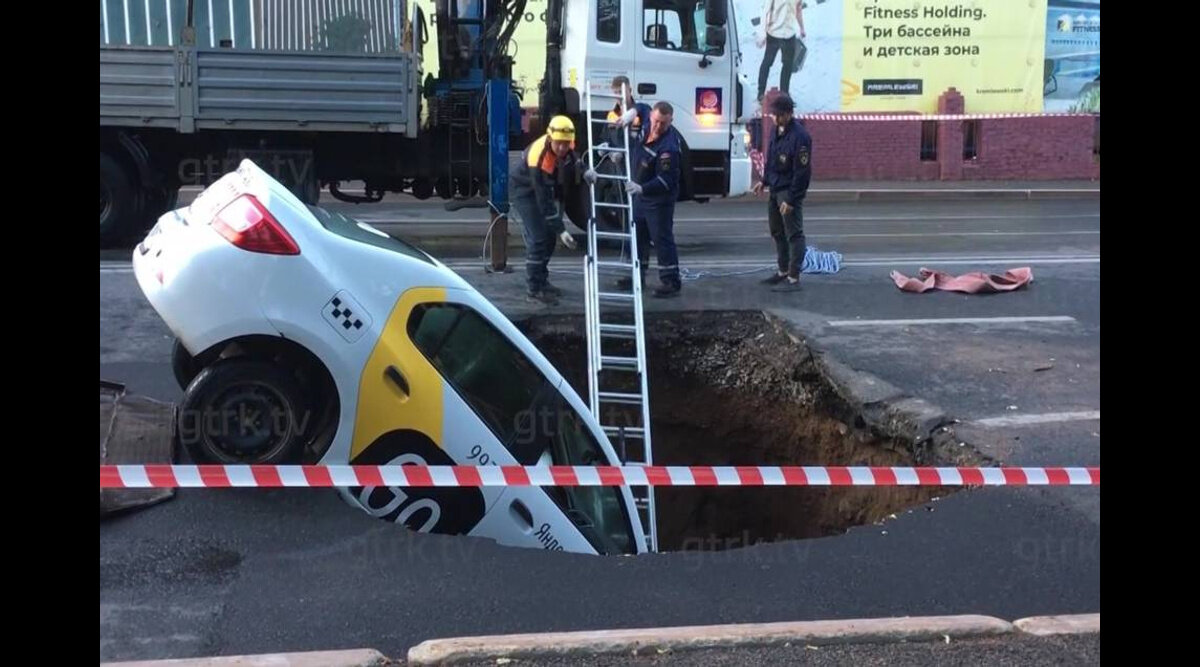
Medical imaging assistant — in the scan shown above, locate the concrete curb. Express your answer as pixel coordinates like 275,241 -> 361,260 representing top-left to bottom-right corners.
759,188 -> 1098,204
852,188 -> 1097,202
100,649 -> 389,667
1014,613 -> 1101,636
99,614 -> 1101,666
405,615 -> 1013,665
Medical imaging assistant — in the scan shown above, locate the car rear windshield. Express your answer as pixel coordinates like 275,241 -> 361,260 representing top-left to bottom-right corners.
307,205 -> 434,265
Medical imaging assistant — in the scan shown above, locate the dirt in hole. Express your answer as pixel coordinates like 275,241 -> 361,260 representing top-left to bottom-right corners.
521,311 -> 986,552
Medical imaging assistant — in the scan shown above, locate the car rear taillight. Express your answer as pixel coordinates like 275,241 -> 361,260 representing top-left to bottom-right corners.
212,194 -> 300,255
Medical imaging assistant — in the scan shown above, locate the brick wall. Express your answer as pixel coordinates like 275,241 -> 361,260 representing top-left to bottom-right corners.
804,119 -> 940,180
755,87 -> 1100,181
960,116 -> 1098,180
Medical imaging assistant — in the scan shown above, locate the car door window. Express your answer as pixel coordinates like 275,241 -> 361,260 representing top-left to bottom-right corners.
408,301 -> 638,554
533,391 -> 636,555
408,302 -> 551,463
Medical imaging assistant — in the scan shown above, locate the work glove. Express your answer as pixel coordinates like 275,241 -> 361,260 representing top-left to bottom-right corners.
625,181 -> 643,196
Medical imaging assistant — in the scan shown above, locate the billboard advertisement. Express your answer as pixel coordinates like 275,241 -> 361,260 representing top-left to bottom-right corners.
401,0 -> 1099,114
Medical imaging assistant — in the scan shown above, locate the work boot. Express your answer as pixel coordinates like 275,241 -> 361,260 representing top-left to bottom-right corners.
615,275 -> 646,291
652,282 -> 681,298
542,282 -> 564,297
526,287 -> 559,305
761,271 -> 788,285
770,277 -> 802,292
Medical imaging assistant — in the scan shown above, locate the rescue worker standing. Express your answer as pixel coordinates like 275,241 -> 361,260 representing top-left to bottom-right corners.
556,77 -> 651,253
511,115 -> 582,304
606,75 -> 652,150
753,93 -> 811,292
623,101 -> 683,298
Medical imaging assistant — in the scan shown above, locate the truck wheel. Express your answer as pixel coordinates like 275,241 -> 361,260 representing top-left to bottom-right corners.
130,185 -> 180,240
178,359 -> 310,465
435,177 -> 452,199
100,153 -> 135,247
564,180 -> 626,234
147,185 -> 179,216
411,178 -> 434,200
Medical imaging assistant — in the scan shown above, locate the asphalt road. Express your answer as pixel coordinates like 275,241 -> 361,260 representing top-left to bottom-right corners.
100,193 -> 1100,662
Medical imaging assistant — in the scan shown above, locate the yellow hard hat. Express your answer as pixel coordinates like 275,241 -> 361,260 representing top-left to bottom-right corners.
547,115 -> 576,141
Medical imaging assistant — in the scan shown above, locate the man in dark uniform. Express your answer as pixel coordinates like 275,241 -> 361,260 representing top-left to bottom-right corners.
605,75 -> 652,150
623,101 -> 683,298
579,76 -> 653,248
754,93 -> 811,292
510,115 -> 582,304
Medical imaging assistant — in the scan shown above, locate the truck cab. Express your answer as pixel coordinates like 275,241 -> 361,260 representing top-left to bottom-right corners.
556,0 -> 752,202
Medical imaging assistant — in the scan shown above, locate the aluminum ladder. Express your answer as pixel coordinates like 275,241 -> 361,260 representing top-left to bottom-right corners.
582,80 -> 658,553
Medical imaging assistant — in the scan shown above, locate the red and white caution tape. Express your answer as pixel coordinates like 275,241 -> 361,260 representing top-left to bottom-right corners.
798,113 -> 1094,122
100,465 -> 1099,489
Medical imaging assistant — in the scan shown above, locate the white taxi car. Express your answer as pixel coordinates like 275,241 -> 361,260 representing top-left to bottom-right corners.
132,159 -> 646,555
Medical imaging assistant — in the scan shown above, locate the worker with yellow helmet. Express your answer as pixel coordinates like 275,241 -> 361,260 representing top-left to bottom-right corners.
510,114 -> 584,304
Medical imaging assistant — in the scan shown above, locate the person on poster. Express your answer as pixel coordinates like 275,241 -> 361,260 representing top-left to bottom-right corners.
756,0 -> 806,103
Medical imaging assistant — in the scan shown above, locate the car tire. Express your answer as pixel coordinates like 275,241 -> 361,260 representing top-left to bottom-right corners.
178,359 -> 310,465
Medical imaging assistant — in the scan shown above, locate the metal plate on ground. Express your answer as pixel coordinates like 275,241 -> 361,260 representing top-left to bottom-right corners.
100,381 -> 177,515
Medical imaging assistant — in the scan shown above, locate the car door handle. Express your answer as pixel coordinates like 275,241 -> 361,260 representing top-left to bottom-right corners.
638,83 -> 657,95
509,499 -> 534,530
385,365 -> 410,397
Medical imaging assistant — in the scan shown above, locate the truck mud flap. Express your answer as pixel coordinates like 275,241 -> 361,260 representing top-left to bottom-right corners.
100,381 -> 177,516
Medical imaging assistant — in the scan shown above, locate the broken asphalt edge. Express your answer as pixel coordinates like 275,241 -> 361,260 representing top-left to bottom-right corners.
762,312 -> 982,467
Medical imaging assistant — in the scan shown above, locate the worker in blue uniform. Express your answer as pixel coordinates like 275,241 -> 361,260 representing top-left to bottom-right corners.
622,101 -> 684,298
754,93 -> 812,292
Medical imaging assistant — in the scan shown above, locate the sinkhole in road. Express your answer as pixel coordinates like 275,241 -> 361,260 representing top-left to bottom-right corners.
520,310 -> 987,552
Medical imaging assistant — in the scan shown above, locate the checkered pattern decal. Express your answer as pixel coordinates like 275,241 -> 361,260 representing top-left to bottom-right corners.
323,291 -> 371,343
